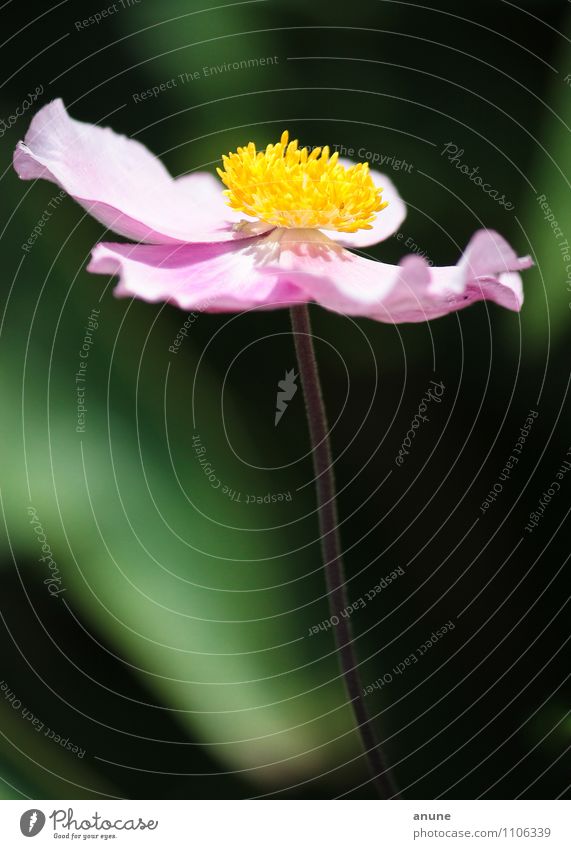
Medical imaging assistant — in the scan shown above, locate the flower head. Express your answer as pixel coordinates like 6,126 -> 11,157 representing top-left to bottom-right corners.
14,100 -> 532,321
217,130 -> 386,232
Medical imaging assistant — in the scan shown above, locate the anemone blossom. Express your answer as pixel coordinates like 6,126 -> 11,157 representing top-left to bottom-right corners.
14,100 -> 534,800
14,100 -> 531,321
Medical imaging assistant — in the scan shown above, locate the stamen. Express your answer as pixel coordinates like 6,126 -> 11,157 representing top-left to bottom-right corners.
217,131 -> 388,233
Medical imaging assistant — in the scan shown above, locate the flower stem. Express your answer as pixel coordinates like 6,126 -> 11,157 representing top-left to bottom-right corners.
290,304 -> 400,799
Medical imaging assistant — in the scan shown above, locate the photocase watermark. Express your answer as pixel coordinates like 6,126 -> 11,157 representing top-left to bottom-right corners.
133,55 -> 279,102
355,149 -> 413,173
21,189 -> 66,253
168,296 -> 220,354
168,286 -> 258,353
524,447 -> 571,533
74,0 -> 141,30
1,681 -> 85,758
303,142 -> 414,172
168,256 -> 273,353
362,620 -> 456,696
396,231 -> 433,265
537,194 -> 565,240
27,505 -> 66,598
169,313 -> 200,354
395,380 -> 445,466
536,193 -> 571,309
308,566 -> 405,637
480,408 -> 538,514
49,809 -> 157,835
75,308 -> 100,433
20,810 -> 46,837
0,85 -> 43,138
275,368 -> 298,425
191,434 -> 292,504
441,143 -> 514,211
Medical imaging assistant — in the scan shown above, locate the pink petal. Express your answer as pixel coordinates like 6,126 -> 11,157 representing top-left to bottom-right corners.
257,229 -> 531,321
324,161 -> 406,249
364,229 -> 532,323
86,230 -> 415,316
271,230 -> 403,314
13,99 -> 271,245
87,228 -> 531,324
87,237 -> 306,312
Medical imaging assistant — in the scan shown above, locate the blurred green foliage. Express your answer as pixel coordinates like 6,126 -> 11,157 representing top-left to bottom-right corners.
0,0 -> 569,799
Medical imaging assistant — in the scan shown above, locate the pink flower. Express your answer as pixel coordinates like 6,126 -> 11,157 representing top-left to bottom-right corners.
14,99 -> 532,322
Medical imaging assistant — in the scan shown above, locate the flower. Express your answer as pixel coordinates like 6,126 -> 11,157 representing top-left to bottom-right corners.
14,99 -> 533,322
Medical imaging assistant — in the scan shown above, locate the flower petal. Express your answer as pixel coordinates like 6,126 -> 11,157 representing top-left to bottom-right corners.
87,237 -> 306,312
88,228 -> 407,315
87,228 -> 532,324
270,230 -> 402,314
13,99 -> 271,244
268,228 -> 531,321
361,229 -> 533,322
324,161 -> 407,249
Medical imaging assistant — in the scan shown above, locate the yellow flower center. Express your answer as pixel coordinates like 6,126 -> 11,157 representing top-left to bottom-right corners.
217,131 -> 387,233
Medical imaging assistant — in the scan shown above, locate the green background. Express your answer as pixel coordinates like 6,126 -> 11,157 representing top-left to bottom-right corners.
0,0 -> 569,799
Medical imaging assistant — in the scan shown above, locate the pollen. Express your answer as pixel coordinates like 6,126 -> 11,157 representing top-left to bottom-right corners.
217,131 -> 388,233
